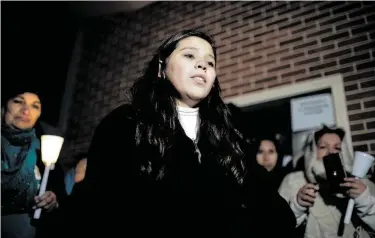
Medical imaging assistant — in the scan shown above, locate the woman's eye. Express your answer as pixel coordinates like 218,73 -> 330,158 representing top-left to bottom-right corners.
12,99 -> 23,104
185,54 -> 194,59
32,105 -> 40,110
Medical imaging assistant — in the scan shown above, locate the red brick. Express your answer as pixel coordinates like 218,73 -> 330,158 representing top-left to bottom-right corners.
64,1 -> 375,160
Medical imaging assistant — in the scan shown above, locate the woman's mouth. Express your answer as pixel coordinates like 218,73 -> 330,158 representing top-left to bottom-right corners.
191,76 -> 205,85
16,117 -> 31,123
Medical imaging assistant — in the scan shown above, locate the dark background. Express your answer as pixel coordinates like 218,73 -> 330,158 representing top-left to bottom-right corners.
1,2 -> 79,126
1,1 -> 151,127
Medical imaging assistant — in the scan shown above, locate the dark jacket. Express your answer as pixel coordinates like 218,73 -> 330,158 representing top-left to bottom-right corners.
69,104 -> 296,238
1,121 -> 67,238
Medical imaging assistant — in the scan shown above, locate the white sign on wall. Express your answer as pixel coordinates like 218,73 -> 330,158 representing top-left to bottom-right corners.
291,93 -> 335,132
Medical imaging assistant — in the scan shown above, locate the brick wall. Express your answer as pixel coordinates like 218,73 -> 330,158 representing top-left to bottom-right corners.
63,1 -> 375,162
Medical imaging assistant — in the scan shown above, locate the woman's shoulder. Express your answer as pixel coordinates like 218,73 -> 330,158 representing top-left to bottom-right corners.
105,103 -> 136,120
279,171 -> 306,193
94,104 -> 137,137
99,104 -> 136,126
283,170 -> 305,181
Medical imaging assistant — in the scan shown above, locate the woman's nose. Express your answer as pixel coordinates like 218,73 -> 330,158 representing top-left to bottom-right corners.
328,147 -> 336,154
195,60 -> 207,71
21,105 -> 31,115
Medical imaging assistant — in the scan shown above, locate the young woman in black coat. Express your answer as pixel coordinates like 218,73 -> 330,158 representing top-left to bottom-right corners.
73,29 -> 296,238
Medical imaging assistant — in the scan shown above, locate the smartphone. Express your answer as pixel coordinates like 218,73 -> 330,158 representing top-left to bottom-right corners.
323,153 -> 347,194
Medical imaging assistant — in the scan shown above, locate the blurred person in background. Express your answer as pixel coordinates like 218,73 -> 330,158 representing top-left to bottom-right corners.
255,134 -> 292,190
1,85 -> 66,238
64,153 -> 87,195
279,125 -> 375,238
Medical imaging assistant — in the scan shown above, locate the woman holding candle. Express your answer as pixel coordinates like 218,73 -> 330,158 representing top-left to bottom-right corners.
279,125 -> 375,237
1,85 -> 66,238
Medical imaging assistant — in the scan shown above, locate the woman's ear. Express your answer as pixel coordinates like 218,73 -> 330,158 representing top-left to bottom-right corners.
158,60 -> 165,79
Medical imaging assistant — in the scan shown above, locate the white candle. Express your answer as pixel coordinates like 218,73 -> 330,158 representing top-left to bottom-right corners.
33,135 -> 64,219
344,152 -> 374,224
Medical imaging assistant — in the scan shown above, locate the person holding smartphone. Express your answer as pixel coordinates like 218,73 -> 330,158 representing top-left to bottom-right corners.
279,125 -> 375,238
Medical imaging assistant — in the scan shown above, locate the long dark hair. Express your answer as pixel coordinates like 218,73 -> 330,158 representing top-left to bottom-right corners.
130,29 -> 247,184
254,135 -> 284,172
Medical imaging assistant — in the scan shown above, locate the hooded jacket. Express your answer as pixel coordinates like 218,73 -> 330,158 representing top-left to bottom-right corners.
279,127 -> 375,238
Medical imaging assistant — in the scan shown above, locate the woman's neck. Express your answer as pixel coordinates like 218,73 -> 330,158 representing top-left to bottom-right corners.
176,106 -> 199,141
176,106 -> 199,113
176,99 -> 199,109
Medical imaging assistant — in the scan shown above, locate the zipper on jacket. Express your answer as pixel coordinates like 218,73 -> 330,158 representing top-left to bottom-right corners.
193,139 -> 201,164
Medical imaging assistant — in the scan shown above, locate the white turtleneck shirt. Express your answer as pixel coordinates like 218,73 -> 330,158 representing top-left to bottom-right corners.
176,106 -> 199,141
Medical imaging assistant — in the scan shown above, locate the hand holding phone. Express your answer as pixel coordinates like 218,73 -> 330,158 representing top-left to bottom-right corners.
296,183 -> 319,207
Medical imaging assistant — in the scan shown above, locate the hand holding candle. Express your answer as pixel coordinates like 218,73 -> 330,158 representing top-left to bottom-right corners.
33,191 -> 58,211
343,151 -> 374,224
33,135 -> 64,219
